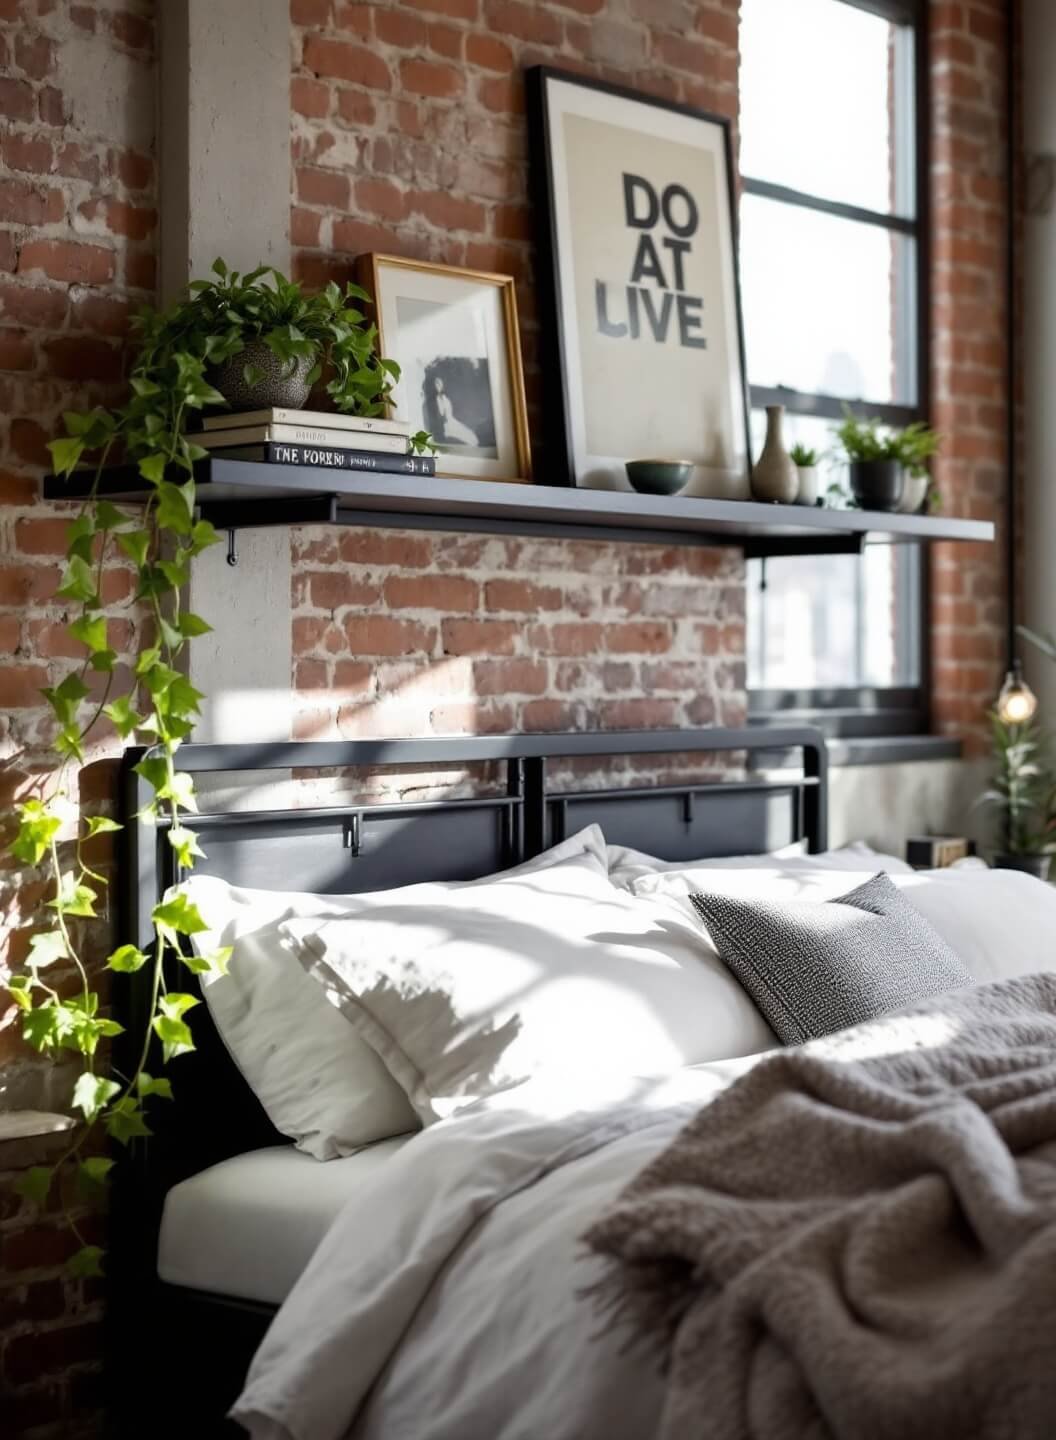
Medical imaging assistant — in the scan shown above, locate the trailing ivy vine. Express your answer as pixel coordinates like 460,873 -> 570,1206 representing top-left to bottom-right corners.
5,260 -> 410,1272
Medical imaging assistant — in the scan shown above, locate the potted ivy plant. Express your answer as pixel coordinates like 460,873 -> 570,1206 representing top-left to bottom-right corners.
833,411 -> 941,513
980,713 -> 1056,880
6,258 -> 419,1274
788,443 -> 822,507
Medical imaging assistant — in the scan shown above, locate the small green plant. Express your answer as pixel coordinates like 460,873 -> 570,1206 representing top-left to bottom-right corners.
833,408 -> 941,475
980,714 -> 1056,856
6,259 -> 431,1273
789,443 -> 820,467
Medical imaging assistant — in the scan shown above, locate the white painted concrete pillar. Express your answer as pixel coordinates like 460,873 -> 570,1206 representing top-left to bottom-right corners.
159,0 -> 294,744
1021,0 -> 1056,719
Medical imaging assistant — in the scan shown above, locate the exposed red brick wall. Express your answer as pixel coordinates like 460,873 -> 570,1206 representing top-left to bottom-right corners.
929,0 -> 1011,752
288,0 -> 745,744
0,1 -> 156,1432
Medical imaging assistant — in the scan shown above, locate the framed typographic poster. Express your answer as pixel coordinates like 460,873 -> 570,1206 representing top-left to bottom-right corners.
527,67 -> 751,495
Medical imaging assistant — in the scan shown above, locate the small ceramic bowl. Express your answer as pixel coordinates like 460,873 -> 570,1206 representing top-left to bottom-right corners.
625,459 -> 694,496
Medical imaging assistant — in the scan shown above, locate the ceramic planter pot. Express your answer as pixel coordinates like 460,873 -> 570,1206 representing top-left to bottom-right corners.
896,473 -> 929,514
751,405 -> 799,504
211,338 -> 315,411
992,852 -> 1051,882
849,458 -> 904,512
794,465 -> 822,506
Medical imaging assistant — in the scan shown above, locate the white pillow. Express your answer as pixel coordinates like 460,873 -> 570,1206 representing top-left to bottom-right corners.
627,845 -> 912,902
613,840 -> 910,892
892,868 -> 1056,983
180,826 -> 608,1159
281,851 -> 778,1126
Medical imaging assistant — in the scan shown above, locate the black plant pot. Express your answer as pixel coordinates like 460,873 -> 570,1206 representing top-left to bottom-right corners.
992,852 -> 1052,881
849,459 -> 904,512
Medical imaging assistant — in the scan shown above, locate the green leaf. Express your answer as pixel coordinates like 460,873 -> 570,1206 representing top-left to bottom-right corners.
152,1014 -> 195,1062
189,519 -> 221,555
104,1096 -> 152,1146
47,871 -> 97,918
6,975 -> 33,1011
85,815 -> 122,838
151,892 -> 208,945
104,695 -> 144,738
15,1166 -> 53,1208
107,944 -> 149,973
168,825 -> 205,868
159,992 -> 200,1021
56,555 -> 99,605
181,946 -> 231,978
212,256 -> 228,277
155,480 -> 195,536
242,363 -> 265,388
137,1072 -> 173,1101
93,499 -> 134,531
49,435 -> 85,476
116,528 -> 151,568
72,1072 -> 120,1123
42,671 -> 90,729
138,452 -> 167,485
11,798 -> 64,865
177,611 -> 212,638
26,931 -> 69,969
68,613 -> 108,655
67,1245 -> 105,1278
22,1002 -> 71,1052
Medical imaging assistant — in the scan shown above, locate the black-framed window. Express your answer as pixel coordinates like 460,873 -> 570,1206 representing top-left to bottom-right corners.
739,0 -> 928,738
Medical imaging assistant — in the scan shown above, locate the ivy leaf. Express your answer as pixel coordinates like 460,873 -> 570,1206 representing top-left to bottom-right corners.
155,480 -> 195,536
177,612 -> 212,638
6,975 -> 33,1011
27,931 -> 69,969
116,529 -> 150,568
137,1072 -> 173,1101
93,500 -> 134,532
42,671 -> 90,729
23,1002 -> 72,1052
67,1246 -> 105,1279
55,555 -> 99,605
152,1014 -> 195,1063
49,435 -> 85,476
129,376 -> 161,398
188,519 -> 220,555
103,695 -> 144,739
138,452 -> 167,485
15,1166 -> 53,1208
85,816 -> 122,838
68,613 -> 108,656
76,1158 -> 114,1201
151,892 -> 208,946
104,1096 -> 152,1146
159,992 -> 200,1021
181,946 -> 231,979
72,1072 -> 120,1123
167,825 -> 205,868
133,754 -> 169,795
242,363 -> 265,388
107,944 -> 149,973
47,871 -> 97,918
160,771 -> 198,813
11,798 -> 64,864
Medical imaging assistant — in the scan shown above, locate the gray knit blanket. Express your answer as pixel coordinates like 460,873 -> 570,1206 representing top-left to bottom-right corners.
584,973 -> 1056,1440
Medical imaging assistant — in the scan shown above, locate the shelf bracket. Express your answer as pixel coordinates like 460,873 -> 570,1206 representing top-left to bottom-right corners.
198,494 -> 339,534
226,530 -> 238,567
742,534 -> 866,560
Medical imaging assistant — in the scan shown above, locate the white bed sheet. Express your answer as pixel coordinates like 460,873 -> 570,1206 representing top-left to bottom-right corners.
157,1136 -> 415,1305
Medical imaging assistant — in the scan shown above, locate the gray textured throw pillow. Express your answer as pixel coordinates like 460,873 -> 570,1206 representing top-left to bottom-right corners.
688,872 -> 972,1045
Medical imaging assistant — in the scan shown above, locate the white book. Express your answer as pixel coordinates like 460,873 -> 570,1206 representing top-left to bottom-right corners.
202,407 -> 411,437
189,424 -> 408,454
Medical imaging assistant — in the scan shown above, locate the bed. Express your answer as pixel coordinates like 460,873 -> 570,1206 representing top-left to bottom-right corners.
108,725 -> 824,1434
107,727 -> 1056,1439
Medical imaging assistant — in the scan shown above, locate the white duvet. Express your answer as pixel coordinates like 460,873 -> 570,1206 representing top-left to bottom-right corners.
233,1061 -> 757,1440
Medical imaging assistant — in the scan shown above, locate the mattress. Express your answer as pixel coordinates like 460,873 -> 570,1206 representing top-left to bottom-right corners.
157,1136 -> 415,1305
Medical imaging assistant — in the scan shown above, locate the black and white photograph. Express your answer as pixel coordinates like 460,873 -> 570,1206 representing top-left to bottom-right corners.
360,254 -> 531,483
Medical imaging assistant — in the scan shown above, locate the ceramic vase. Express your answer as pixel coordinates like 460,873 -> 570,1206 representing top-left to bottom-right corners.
848,459 -> 904,512
751,406 -> 799,504
795,465 -> 822,506
896,474 -> 929,514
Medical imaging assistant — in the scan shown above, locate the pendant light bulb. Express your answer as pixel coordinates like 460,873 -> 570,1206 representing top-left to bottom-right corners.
996,660 -> 1038,726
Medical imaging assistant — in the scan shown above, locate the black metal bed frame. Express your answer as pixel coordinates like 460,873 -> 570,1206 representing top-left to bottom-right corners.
108,726 -> 827,1437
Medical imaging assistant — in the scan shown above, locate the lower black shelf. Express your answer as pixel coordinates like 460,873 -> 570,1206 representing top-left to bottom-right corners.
42,457 -> 995,557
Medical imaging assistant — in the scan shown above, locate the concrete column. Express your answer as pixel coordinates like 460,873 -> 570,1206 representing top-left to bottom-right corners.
158,0 -> 293,744
1021,0 -> 1056,719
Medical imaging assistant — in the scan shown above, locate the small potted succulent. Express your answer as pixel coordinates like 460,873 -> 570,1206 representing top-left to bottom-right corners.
788,443 -> 822,506
980,713 -> 1056,880
833,410 -> 941,513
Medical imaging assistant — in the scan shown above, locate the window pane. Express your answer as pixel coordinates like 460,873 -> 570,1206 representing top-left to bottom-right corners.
746,545 -> 922,691
740,0 -> 914,218
741,194 -> 917,406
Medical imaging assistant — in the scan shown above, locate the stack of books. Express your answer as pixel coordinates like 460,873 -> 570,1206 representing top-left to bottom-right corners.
188,408 -> 436,476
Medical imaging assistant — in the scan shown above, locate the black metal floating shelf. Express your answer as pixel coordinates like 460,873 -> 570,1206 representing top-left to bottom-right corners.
42,457 -> 995,558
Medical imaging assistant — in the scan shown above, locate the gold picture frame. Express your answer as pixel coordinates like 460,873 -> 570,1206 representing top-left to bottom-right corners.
358,253 -> 532,485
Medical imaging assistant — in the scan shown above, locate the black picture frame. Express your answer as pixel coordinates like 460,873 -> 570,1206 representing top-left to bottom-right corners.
526,65 -> 752,494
